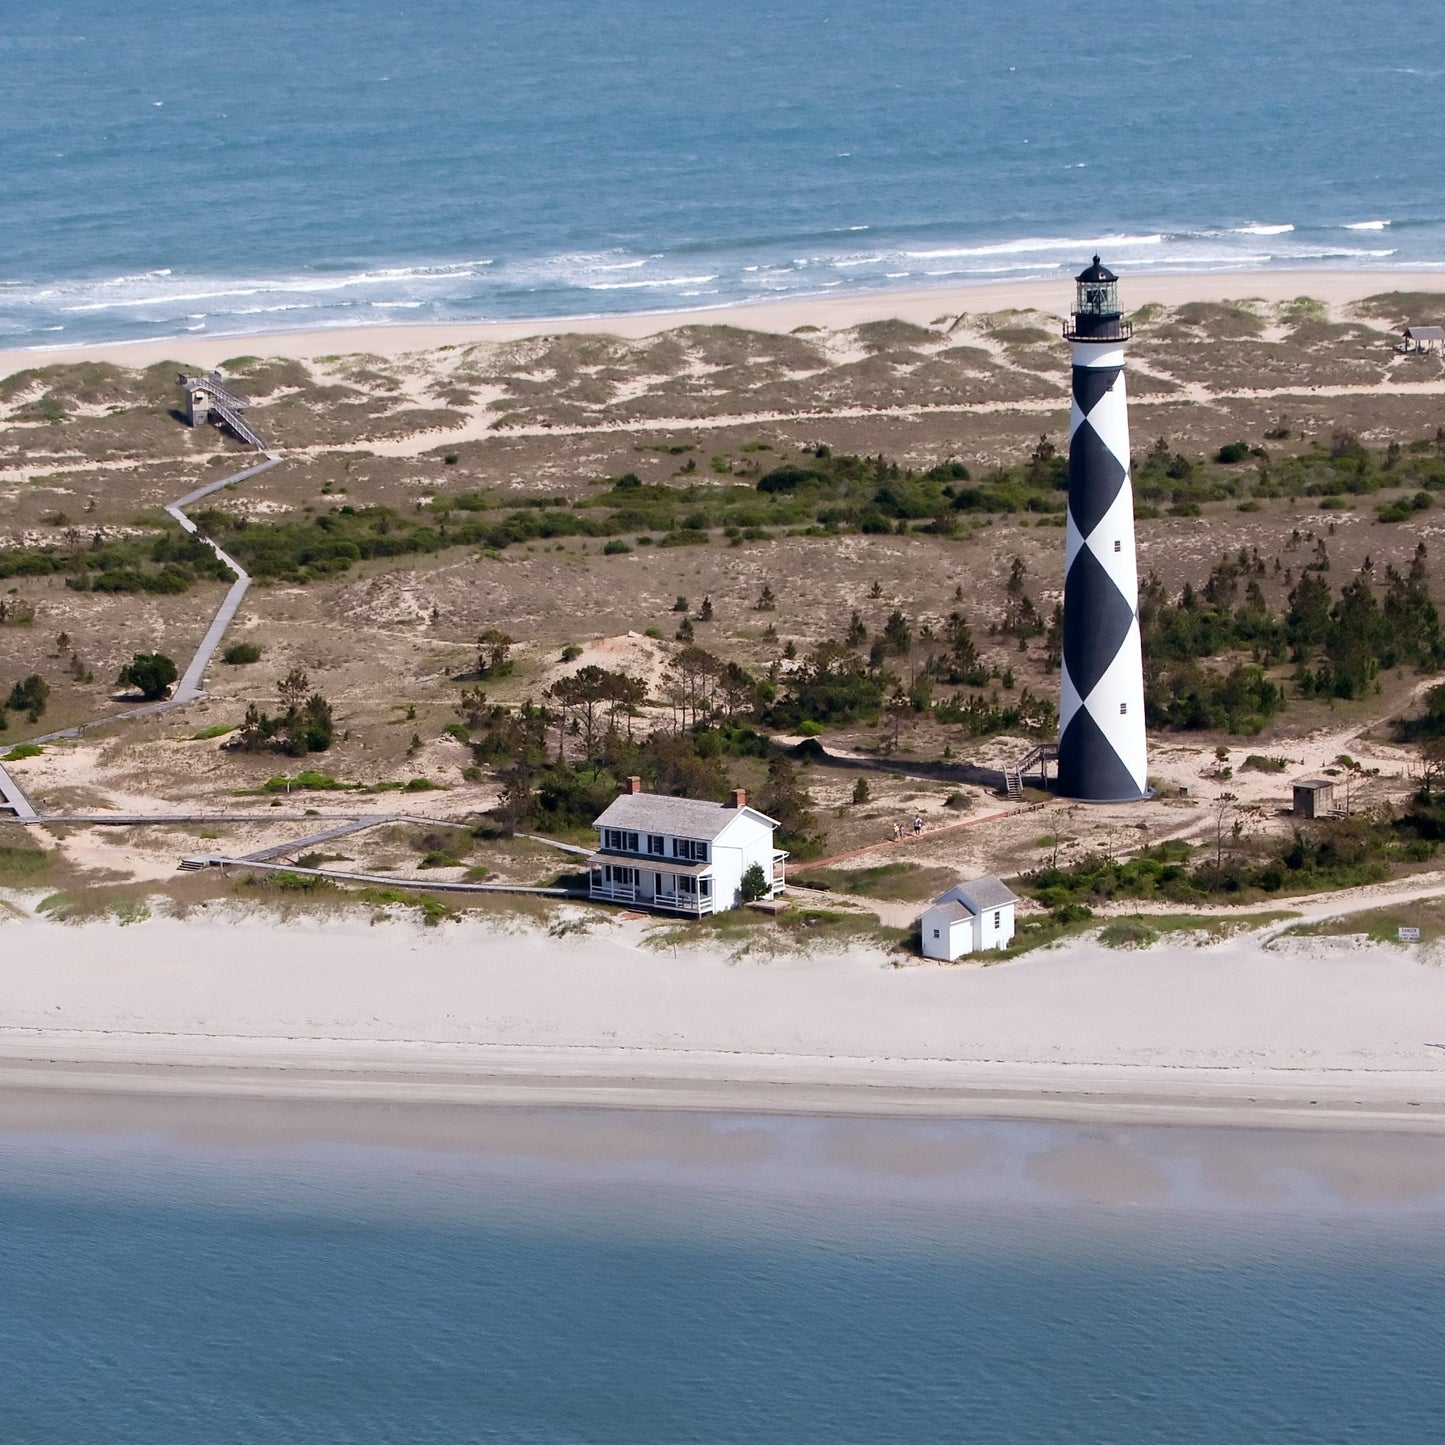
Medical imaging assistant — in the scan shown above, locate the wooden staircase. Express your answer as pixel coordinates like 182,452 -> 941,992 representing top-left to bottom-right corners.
181,372 -> 268,450
1004,743 -> 1057,799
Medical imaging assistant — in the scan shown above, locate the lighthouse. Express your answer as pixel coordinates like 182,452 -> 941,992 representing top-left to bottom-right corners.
1057,257 -> 1148,802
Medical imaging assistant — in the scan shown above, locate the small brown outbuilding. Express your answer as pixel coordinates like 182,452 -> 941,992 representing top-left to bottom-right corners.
1292,778 -> 1335,819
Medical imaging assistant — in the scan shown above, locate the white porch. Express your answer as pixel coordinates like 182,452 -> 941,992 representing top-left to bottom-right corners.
588,858 -> 716,915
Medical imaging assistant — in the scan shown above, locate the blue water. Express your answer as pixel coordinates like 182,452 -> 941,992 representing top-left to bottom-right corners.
3,1118 -> 1445,1443
2,0 -> 1443,350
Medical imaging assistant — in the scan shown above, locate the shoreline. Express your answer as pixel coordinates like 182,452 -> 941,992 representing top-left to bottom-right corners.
3,1044 -> 1444,1136
7,267 -> 1445,373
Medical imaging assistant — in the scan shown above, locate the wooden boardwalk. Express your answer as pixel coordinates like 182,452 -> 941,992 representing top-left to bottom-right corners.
0,763 -> 38,822
1,454 -> 282,820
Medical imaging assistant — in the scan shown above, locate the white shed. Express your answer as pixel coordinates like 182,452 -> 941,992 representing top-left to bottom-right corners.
920,876 -> 1019,959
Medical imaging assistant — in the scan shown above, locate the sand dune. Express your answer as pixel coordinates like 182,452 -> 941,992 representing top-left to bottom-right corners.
6,269 -> 1443,373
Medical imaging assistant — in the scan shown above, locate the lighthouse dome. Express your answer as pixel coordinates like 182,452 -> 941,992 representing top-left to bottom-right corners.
1075,254 -> 1118,284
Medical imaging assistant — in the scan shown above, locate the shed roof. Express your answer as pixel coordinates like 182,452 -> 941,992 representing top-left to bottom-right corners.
925,900 -> 973,925
1294,778 -> 1335,791
933,875 -> 1020,914
1405,325 -> 1444,341
955,875 -> 1020,911
593,792 -> 777,840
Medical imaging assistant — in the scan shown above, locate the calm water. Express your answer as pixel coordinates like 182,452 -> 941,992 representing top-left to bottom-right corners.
2,0 -> 1443,348
2,1116 -> 1444,1444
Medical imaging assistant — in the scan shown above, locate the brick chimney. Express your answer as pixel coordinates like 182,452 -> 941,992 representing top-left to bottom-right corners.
728,788 -> 746,809
625,775 -> 643,795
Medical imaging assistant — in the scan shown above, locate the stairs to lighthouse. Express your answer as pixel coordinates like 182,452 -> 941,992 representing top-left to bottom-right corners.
1004,744 -> 1056,799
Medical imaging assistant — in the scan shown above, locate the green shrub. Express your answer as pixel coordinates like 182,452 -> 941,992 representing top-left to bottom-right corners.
602,539 -> 631,555
1242,754 -> 1289,773
1378,491 -> 1432,523
117,652 -> 178,701
222,642 -> 262,665
263,771 -> 347,793
1098,919 -> 1160,949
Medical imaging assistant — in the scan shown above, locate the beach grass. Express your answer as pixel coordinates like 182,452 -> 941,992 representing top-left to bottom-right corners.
0,842 -> 52,885
1282,897 -> 1445,945
790,861 -> 957,902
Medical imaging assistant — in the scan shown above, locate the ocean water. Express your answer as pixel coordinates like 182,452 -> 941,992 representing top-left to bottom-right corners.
3,1116 -> 1445,1444
2,0 -> 1443,350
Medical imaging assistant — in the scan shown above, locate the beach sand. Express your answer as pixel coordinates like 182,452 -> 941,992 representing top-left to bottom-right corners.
1,911 -> 1443,1134
8,269 -> 1444,373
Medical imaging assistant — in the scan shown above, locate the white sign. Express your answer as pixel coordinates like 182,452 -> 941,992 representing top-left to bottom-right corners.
1398,926 -> 1421,942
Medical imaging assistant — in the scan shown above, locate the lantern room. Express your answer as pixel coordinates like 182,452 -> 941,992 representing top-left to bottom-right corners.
1063,255 -> 1132,342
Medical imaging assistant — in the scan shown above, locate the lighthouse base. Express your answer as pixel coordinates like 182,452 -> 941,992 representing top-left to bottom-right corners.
1056,709 -> 1149,803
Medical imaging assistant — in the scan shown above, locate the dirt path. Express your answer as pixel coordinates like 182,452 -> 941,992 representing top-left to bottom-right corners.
305,375 -> 1445,451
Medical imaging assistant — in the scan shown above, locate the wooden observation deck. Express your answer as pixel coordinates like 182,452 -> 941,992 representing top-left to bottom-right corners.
180,371 -> 268,450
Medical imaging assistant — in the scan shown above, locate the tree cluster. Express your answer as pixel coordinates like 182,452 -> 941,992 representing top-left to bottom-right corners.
233,669 -> 335,757
1139,541 -> 1444,730
1,674 -> 48,728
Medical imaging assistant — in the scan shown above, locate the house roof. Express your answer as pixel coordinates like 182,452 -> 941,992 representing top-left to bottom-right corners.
588,853 -> 713,877
925,900 -> 972,925
593,792 -> 777,840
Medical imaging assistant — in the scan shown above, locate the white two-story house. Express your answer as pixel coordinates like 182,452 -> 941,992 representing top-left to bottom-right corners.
589,779 -> 787,915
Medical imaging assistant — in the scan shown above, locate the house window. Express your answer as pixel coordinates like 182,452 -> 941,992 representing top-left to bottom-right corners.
647,834 -> 665,856
604,829 -> 638,852
605,865 -> 637,887
1113,539 -> 1121,552
673,838 -> 709,862
700,878 -> 711,897
993,911 -> 1001,928
1119,702 -> 1127,715
932,928 -> 940,939
679,876 -> 697,894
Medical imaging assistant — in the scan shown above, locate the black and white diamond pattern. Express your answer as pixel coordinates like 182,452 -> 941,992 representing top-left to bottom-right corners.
1058,353 -> 1148,801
